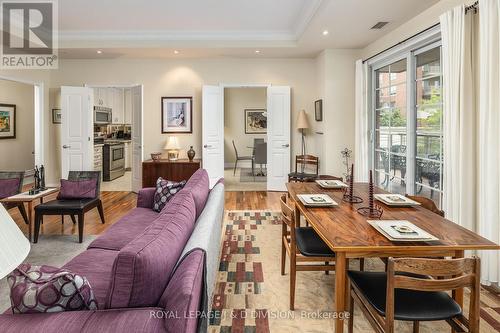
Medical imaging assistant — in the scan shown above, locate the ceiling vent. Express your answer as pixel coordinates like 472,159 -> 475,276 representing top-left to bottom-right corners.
371,22 -> 389,29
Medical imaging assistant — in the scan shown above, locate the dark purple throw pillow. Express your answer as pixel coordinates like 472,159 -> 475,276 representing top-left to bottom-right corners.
152,177 -> 186,212
8,263 -> 98,313
57,179 -> 97,199
0,178 -> 20,199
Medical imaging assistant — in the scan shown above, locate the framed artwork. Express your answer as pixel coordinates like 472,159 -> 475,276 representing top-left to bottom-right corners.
315,99 -> 323,121
0,104 -> 16,139
245,109 -> 267,134
52,108 -> 61,124
161,97 -> 193,133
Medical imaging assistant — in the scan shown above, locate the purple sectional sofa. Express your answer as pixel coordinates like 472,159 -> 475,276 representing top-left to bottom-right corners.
0,169 -> 225,333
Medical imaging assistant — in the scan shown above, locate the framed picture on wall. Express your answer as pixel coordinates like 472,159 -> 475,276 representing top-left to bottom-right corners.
161,97 -> 193,133
52,108 -> 61,124
245,109 -> 267,134
315,99 -> 323,121
0,104 -> 16,139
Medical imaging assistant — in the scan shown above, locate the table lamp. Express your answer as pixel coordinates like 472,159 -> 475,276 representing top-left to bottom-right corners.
164,136 -> 180,161
0,205 -> 30,279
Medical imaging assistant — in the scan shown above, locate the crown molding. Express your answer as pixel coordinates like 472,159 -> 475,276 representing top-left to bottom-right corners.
293,0 -> 323,38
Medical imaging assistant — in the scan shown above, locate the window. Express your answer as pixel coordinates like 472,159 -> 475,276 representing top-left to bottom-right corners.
371,43 -> 443,208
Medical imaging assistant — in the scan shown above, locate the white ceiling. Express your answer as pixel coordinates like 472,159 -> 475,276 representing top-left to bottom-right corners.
57,0 -> 440,59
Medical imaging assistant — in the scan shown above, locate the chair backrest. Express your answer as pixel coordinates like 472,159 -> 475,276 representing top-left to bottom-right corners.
0,171 -> 25,197
253,138 -> 264,146
254,142 -> 267,164
405,194 -> 444,217
318,175 -> 343,181
386,257 -> 480,331
295,155 -> 319,175
68,171 -> 101,198
280,194 -> 296,245
231,140 -> 239,159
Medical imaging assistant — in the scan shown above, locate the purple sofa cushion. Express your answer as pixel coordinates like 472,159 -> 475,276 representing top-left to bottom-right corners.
57,179 -> 96,199
8,263 -> 98,313
137,187 -> 156,209
80,308 -> 166,333
159,249 -> 204,333
182,169 -> 209,219
62,249 -> 118,310
105,191 -> 196,309
0,310 -> 93,333
88,207 -> 159,251
0,178 -> 20,199
152,178 -> 186,212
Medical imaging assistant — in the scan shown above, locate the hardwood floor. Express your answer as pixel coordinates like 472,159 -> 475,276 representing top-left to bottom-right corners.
7,190 -> 281,238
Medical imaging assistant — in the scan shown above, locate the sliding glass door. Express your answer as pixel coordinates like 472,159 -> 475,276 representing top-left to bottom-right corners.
371,42 -> 443,207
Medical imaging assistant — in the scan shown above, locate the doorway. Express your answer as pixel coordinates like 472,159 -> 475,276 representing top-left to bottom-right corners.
202,84 -> 291,191
224,87 -> 267,191
61,84 -> 143,193
0,76 -> 44,187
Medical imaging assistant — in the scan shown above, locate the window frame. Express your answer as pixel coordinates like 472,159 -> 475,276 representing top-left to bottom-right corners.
367,27 -> 442,202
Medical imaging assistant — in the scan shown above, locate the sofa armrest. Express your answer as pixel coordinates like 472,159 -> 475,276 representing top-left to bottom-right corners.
137,188 -> 156,209
159,249 -> 205,333
0,311 -> 93,333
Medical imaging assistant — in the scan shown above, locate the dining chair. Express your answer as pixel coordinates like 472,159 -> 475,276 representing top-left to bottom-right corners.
288,155 -> 319,182
253,142 -> 267,179
405,194 -> 444,217
34,171 -> 105,243
317,175 -> 343,181
280,194 -> 336,310
347,257 -> 481,333
0,171 -> 29,224
232,140 -> 254,176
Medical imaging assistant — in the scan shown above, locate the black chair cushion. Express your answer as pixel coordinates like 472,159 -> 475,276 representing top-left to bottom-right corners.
295,227 -> 335,257
35,198 -> 100,213
288,172 -> 317,180
348,271 -> 462,321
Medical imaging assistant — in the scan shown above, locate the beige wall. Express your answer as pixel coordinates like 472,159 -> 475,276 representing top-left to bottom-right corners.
224,87 -> 266,164
49,58 -> 317,179
0,79 -> 35,172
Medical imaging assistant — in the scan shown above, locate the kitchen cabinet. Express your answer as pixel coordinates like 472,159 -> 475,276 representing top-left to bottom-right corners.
93,145 -> 103,174
124,141 -> 132,170
124,88 -> 132,124
112,88 -> 124,124
93,88 -> 111,107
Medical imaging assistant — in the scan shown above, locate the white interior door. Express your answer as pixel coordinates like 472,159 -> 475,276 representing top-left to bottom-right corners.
267,86 -> 291,191
61,86 -> 93,179
202,85 -> 224,188
131,85 -> 143,193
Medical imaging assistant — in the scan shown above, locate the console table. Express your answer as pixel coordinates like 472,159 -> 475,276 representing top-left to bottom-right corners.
142,159 -> 202,187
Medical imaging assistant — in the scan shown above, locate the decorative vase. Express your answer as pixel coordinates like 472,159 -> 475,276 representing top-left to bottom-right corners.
187,146 -> 196,161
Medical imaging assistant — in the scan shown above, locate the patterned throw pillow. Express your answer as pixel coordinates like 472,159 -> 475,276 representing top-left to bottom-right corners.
8,263 -> 98,313
152,178 -> 186,212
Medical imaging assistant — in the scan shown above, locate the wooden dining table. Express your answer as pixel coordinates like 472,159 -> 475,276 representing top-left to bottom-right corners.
286,182 -> 500,333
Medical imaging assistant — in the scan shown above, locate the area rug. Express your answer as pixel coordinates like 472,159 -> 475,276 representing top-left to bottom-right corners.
239,168 -> 267,183
209,211 -> 500,333
0,235 -> 97,313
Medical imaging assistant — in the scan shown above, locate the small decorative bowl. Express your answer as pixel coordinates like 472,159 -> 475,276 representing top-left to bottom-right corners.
151,152 -> 162,161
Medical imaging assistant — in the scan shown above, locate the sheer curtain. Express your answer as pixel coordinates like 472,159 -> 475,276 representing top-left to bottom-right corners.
441,0 -> 500,286
354,59 -> 369,182
478,0 -> 500,286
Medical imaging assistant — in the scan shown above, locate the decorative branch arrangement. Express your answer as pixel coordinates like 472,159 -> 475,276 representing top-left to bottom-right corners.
357,170 -> 383,219
340,148 -> 352,182
342,164 -> 363,204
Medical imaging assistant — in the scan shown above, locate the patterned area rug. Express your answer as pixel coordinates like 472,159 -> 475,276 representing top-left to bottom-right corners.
209,211 -> 500,333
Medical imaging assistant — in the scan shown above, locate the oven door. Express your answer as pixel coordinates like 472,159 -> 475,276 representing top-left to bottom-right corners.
110,146 -> 125,170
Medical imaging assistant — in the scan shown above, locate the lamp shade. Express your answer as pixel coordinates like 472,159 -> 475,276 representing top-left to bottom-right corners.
296,110 -> 310,130
0,205 -> 30,279
164,136 -> 180,150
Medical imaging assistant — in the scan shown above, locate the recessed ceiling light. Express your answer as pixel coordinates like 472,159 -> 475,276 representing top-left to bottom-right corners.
96,50 -> 102,54
322,30 -> 329,36
174,50 -> 179,54
255,50 -> 261,54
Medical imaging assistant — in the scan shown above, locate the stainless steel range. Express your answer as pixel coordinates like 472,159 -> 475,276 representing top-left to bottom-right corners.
103,142 -> 125,181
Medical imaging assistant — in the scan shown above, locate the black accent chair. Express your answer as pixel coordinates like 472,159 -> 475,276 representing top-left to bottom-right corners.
34,171 -> 105,243
0,171 -> 29,224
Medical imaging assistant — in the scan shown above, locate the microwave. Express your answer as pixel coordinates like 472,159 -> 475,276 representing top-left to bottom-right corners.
94,106 -> 112,124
